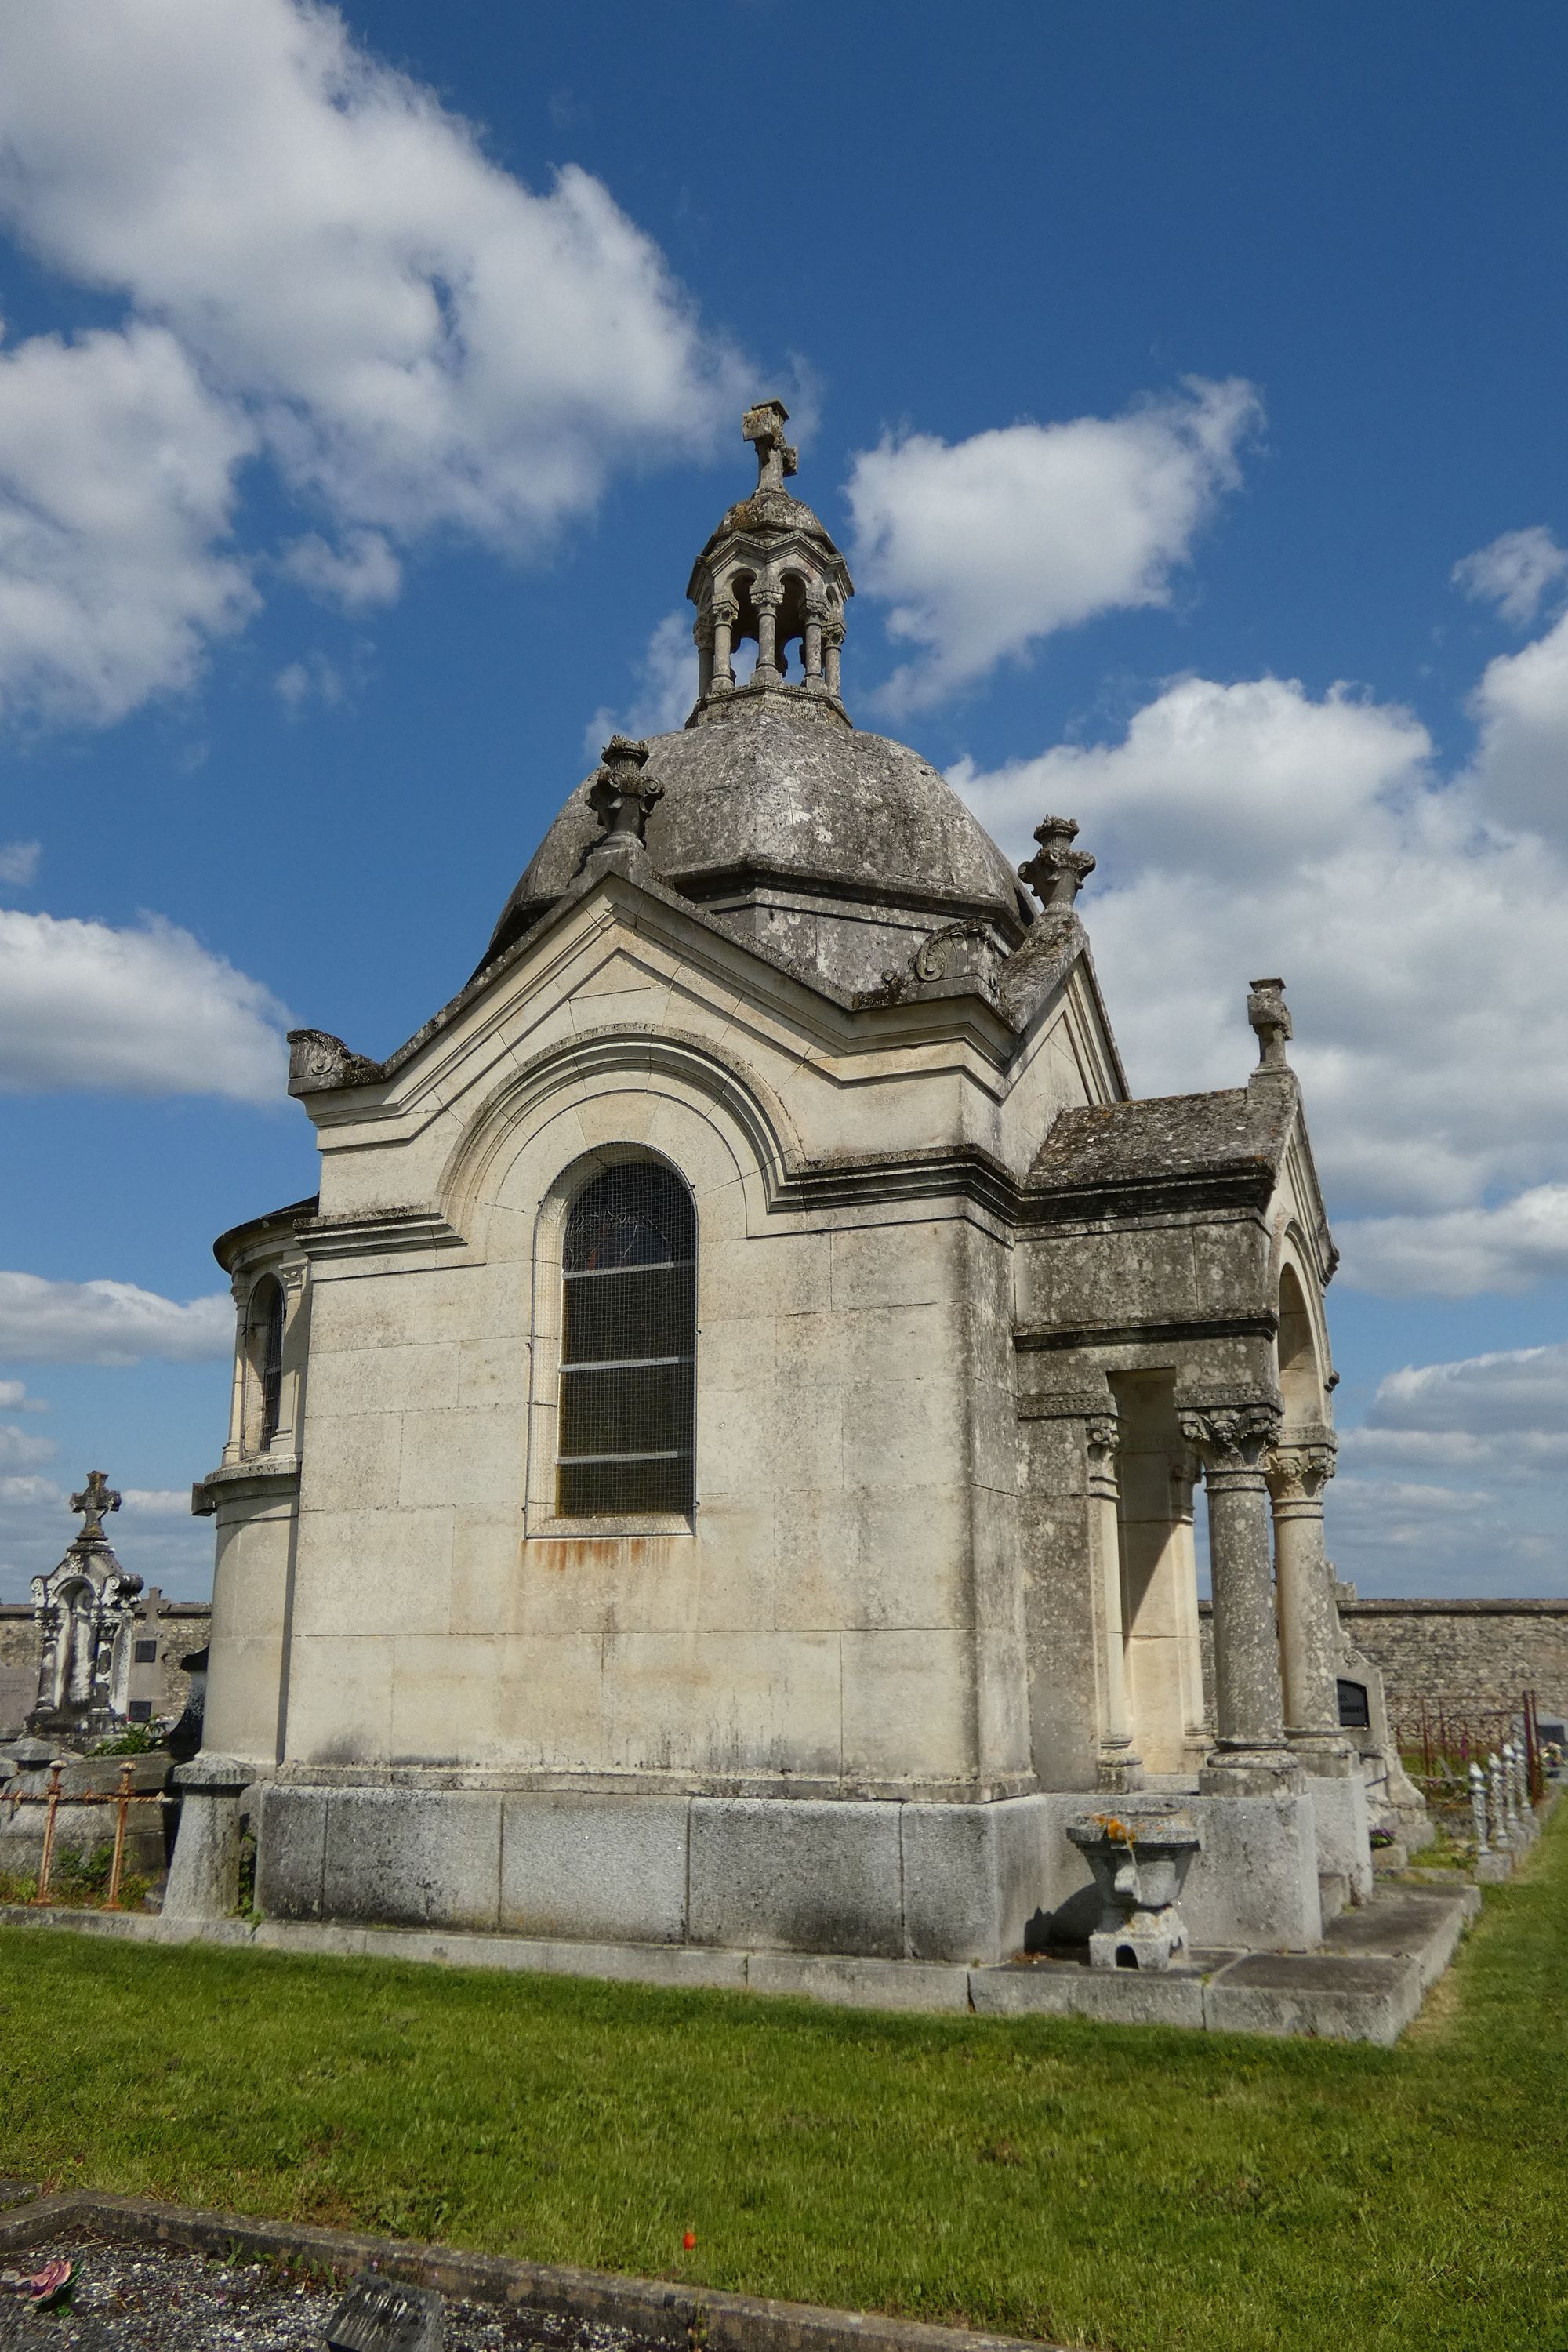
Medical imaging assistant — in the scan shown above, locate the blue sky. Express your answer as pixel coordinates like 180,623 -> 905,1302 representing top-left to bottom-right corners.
2,0 -> 1567,1599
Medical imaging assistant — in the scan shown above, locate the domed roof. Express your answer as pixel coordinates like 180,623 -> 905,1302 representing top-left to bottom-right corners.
481,399 -> 1034,997
483,695 -> 1032,993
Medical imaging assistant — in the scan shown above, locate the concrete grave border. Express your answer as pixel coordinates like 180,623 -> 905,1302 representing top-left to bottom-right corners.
0,2184 -> 1069,2352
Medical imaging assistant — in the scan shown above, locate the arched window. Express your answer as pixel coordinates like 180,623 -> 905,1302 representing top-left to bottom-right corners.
249,1276 -> 285,1450
557,1161 -> 696,1519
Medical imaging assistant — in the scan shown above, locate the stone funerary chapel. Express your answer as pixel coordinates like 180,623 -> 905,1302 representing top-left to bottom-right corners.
176,401 -> 1382,1965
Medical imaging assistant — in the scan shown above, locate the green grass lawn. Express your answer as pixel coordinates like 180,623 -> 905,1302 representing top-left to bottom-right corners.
4,1821 -> 1567,2352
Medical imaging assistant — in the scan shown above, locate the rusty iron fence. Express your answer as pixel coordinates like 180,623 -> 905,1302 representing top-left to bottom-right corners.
2,1762 -> 162,1908
1392,1690 -> 1550,1803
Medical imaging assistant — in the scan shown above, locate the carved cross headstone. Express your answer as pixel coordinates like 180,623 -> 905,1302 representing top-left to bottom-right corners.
69,1470 -> 122,1544
325,2274 -> 443,2352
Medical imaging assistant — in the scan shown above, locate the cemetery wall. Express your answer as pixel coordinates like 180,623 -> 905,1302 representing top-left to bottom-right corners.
1199,1598 -> 1568,1728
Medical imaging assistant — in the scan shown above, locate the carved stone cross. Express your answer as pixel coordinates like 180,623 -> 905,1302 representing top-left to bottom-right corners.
70,1469 -> 122,1542
742,397 -> 798,493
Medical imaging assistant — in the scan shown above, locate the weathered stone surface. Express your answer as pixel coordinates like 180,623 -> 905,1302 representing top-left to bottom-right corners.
499,1791 -> 688,1944
1203,1952 -> 1423,2043
688,1798 -> 905,1958
321,1788 -> 503,1931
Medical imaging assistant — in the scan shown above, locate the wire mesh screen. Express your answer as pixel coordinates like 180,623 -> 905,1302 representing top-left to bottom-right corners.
557,1162 -> 696,1519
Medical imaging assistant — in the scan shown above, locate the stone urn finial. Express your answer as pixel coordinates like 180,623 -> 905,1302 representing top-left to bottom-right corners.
1067,1803 -> 1202,1971
1247,975 -> 1292,1069
1019,815 -> 1096,910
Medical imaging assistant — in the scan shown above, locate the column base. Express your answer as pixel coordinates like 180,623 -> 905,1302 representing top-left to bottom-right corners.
1287,1731 -> 1360,1778
1095,1744 -> 1145,1795
1200,1746 -> 1304,1798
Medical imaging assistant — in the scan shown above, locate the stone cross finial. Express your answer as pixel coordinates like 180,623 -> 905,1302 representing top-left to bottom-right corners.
69,1469 -> 122,1543
588,735 -> 664,849
1247,975 -> 1292,1069
742,398 -> 798,494
1019,815 -> 1096,909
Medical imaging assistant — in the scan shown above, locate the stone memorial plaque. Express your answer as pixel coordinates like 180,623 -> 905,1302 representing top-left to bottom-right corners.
324,2271 -> 443,2352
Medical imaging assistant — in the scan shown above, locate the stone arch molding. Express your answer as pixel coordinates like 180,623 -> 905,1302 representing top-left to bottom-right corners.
439,1026 -> 804,1250
1273,1218 -> 1333,1433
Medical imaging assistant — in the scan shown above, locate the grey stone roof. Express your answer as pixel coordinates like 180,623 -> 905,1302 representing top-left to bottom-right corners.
1029,1083 -> 1296,1196
482,694 -> 1031,981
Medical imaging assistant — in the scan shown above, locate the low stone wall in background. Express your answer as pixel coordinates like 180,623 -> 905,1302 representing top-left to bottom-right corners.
1338,1597 -> 1568,1726
0,1594 -> 211,1740
1200,1595 -> 1568,1733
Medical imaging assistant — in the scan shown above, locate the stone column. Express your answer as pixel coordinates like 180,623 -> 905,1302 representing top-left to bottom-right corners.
823,619 -> 844,699
1087,1413 -> 1142,1791
1178,1402 -> 1301,1795
162,1754 -> 254,1921
803,597 -> 825,685
1169,1450 -> 1213,1762
1267,1438 -> 1356,1773
695,612 -> 715,702
752,582 -> 782,686
709,596 -> 736,695
220,1283 -> 247,1466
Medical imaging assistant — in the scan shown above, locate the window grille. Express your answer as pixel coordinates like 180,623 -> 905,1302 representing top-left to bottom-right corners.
557,1162 -> 695,1519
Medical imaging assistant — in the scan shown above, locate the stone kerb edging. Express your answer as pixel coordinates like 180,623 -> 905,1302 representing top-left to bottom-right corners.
0,2187 -> 1068,2352
0,1880 -> 1483,2043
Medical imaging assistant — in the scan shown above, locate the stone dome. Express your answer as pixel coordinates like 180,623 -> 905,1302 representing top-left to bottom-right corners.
481,398 -> 1033,998
483,694 -> 1033,997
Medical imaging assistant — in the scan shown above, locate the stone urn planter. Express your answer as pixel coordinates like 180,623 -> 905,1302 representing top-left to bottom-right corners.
1066,1804 -> 1202,1971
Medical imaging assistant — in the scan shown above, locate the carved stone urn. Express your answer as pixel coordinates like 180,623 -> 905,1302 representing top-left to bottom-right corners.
1066,1802 -> 1203,1972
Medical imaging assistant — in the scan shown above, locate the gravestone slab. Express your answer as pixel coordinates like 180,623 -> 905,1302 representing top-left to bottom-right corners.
325,2272 -> 443,2352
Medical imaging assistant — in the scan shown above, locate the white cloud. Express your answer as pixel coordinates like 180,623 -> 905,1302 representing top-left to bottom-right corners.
0,840 -> 41,887
0,1422 -> 56,1473
1325,1341 -> 1568,1592
1345,1340 -> 1568,1478
0,1381 -> 47,1413
278,528 -> 401,612
0,0 -> 742,728
0,321 -> 257,725
846,377 -> 1260,710
275,652 -> 346,712
584,609 -> 695,757
1338,1188 -> 1568,1298
953,665 -> 1568,1279
1454,526 -> 1568,628
1464,604 -> 1568,842
0,1273 -> 232,1367
121,1488 -> 197,1517
0,908 -> 289,1098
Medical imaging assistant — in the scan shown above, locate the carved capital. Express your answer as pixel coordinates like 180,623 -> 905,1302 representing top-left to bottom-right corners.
1019,815 -> 1096,910
710,593 -> 739,626
1083,1413 -> 1120,1464
1176,1402 -> 1282,1473
1265,1440 -> 1337,1505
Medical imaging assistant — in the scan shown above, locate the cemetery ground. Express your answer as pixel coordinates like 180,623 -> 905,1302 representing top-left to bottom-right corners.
3,1821 -> 1566,2352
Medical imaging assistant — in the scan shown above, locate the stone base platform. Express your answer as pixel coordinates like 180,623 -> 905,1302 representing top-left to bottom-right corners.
0,1882 -> 1477,2044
